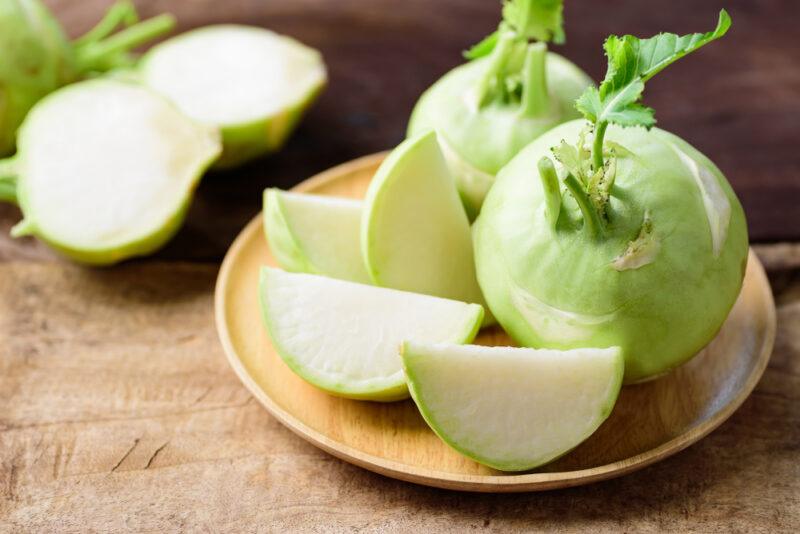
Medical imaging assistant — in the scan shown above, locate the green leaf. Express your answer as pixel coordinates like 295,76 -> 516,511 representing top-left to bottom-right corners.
576,9 -> 731,128
464,0 -> 565,59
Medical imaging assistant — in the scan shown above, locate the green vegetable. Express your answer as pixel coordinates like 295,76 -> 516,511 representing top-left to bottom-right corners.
0,79 -> 220,265
407,0 -> 591,218
0,0 -> 175,156
402,342 -> 623,471
259,267 -> 484,401
139,25 -> 326,168
474,12 -> 748,383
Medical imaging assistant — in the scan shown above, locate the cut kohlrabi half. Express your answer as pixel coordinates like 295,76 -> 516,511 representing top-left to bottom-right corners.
401,342 -> 624,471
263,188 -> 370,284
259,268 -> 484,401
140,25 -> 326,168
0,79 -> 221,265
362,130 -> 487,311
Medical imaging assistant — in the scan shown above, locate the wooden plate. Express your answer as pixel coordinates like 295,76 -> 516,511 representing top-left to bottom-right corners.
215,153 -> 777,492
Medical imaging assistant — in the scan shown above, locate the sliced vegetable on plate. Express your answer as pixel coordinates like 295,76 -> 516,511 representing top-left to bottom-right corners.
264,188 -> 370,284
259,267 -> 484,401
402,342 -> 623,471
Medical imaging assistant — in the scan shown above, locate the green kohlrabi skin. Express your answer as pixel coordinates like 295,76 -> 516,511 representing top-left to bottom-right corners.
0,0 -> 175,156
408,53 -> 591,217
473,120 -> 748,383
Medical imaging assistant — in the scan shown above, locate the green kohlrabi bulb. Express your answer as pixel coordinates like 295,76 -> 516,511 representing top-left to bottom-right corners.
474,122 -> 748,383
0,0 -> 175,156
407,0 -> 592,218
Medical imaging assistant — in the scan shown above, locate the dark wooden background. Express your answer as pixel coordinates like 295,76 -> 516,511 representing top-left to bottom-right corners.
1,0 -> 797,263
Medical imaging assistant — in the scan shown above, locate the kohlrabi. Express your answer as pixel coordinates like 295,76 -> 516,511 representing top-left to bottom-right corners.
139,25 -> 327,168
0,0 -> 175,156
407,0 -> 591,218
474,11 -> 748,383
0,79 -> 221,265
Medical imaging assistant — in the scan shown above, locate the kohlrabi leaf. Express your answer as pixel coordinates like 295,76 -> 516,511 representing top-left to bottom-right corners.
576,9 -> 731,128
464,0 -> 564,59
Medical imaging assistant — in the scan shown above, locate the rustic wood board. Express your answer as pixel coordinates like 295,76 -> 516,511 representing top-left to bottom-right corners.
215,154 -> 776,492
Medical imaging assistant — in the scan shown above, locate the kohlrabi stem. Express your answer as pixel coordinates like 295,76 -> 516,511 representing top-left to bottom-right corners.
520,43 -> 550,117
564,172 -> 604,238
75,13 -> 176,72
73,1 -> 139,47
473,32 -> 515,109
537,157 -> 561,229
592,121 -> 608,171
0,158 -> 18,204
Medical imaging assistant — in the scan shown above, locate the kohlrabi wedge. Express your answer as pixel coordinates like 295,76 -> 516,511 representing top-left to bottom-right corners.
140,25 -> 326,168
474,11 -> 747,383
401,342 -> 623,471
362,131 -> 487,312
0,79 -> 221,265
264,188 -> 370,284
407,0 -> 591,218
0,0 -> 175,156
259,268 -> 484,401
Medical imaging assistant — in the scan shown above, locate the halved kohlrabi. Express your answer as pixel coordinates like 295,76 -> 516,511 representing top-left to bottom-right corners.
259,268 -> 484,401
0,79 -> 221,265
140,25 -> 326,168
263,188 -> 370,284
474,11 -> 747,383
0,0 -> 175,156
361,130 -> 487,312
407,0 -> 592,218
401,342 -> 623,471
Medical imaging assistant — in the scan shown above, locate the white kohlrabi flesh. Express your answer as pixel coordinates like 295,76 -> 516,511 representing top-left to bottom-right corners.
140,25 -> 326,168
259,268 -> 484,401
0,79 -> 221,265
402,342 -> 623,471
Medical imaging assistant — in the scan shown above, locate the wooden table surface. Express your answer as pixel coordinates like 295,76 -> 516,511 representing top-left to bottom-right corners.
1,1 -> 799,531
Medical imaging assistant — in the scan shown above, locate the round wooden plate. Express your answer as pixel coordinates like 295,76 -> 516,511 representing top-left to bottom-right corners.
215,152 -> 777,492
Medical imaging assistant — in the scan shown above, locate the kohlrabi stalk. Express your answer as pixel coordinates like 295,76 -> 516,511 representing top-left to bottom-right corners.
544,10 -> 733,236
0,0 -> 175,156
408,0 -> 591,218
577,10 -> 732,171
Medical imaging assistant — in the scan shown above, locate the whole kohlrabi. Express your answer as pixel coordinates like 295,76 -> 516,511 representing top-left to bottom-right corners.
474,11 -> 748,383
0,0 -> 174,155
407,0 -> 591,218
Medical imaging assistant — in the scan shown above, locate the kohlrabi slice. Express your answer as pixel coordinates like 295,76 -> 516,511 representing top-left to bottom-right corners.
0,79 -> 221,265
140,25 -> 326,168
407,0 -> 592,218
474,11 -> 747,383
259,268 -> 484,401
361,130 -> 487,311
401,342 -> 624,471
263,188 -> 370,284
0,0 -> 175,156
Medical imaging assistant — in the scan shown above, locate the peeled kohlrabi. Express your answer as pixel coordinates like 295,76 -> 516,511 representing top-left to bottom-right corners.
139,25 -> 327,168
0,0 -> 175,156
474,11 -> 748,383
0,79 -> 221,265
407,0 -> 591,218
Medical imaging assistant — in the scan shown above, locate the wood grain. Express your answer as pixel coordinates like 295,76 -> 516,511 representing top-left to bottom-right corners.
215,154 -> 776,492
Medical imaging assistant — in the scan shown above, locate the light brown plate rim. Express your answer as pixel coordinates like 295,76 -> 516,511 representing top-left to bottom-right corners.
214,152 -> 777,492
